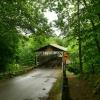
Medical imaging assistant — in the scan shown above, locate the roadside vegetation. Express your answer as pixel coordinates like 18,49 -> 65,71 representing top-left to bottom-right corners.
47,70 -> 62,100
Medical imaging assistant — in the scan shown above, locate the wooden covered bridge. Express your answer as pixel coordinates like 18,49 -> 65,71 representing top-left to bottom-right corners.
35,44 -> 70,68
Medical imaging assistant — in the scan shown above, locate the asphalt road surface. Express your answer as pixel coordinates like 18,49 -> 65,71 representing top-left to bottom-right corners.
0,69 -> 61,100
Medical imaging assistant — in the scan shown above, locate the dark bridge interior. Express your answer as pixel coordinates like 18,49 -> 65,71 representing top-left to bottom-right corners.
37,54 -> 62,68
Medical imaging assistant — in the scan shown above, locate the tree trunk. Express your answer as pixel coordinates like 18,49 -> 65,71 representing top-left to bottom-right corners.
78,0 -> 83,73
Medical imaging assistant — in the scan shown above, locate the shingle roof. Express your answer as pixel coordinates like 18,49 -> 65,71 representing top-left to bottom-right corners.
50,44 -> 67,51
35,44 -> 67,51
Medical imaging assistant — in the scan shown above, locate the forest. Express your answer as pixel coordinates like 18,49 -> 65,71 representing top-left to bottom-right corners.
0,0 -> 100,100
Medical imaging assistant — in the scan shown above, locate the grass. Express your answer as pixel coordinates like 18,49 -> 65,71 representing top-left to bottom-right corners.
47,72 -> 62,100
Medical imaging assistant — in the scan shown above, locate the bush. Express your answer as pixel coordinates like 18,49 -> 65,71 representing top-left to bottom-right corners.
67,64 -> 80,74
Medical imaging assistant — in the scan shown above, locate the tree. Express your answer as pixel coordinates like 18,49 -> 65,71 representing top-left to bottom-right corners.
0,0 -> 53,72
44,0 -> 100,74
77,0 -> 83,73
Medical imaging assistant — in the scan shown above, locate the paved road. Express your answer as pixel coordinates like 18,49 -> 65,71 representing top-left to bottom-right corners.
0,69 -> 61,100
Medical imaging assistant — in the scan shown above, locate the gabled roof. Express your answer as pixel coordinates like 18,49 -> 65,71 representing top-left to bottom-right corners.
35,44 -> 67,52
50,44 -> 67,51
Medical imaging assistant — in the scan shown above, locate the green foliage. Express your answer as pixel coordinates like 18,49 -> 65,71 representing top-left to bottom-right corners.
0,28 -> 19,72
16,37 -> 35,66
0,0 -> 53,72
45,0 -> 100,74
6,63 -> 22,74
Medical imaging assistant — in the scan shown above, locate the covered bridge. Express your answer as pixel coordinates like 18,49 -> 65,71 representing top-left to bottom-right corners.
35,44 -> 70,68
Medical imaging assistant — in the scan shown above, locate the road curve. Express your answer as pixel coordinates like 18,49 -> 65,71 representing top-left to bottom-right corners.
0,68 -> 61,100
